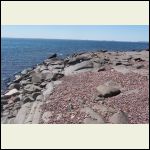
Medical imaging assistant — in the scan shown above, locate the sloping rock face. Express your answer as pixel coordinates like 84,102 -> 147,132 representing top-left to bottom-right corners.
1,50 -> 149,124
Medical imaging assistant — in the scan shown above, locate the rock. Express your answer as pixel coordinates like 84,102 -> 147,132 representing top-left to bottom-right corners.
109,110 -> 129,124
14,75 -> 22,83
21,68 -> 32,75
39,65 -> 47,71
14,96 -> 21,102
36,95 -> 44,101
40,82 -> 47,88
1,116 -> 8,124
114,61 -> 122,66
48,53 -> 57,59
134,64 -> 144,69
134,57 -> 144,62
81,107 -> 105,123
41,70 -> 53,81
112,66 -> 130,74
53,80 -> 62,86
97,67 -> 106,72
32,92 -> 41,99
23,96 -> 34,103
20,80 -> 32,86
42,111 -> 53,123
67,55 -> 91,65
32,73 -> 42,84
96,85 -> 121,98
45,82 -> 54,89
50,60 -> 64,65
64,61 -> 93,75
24,84 -> 42,93
14,102 -> 31,124
25,101 -> 39,123
94,96 -> 105,101
1,99 -> 8,105
32,102 -> 43,124
5,89 -> 20,96
51,73 -> 64,81
8,83 -> 21,90
13,102 -> 21,110
21,69 -> 28,75
145,48 -> 149,51
43,83 -> 54,101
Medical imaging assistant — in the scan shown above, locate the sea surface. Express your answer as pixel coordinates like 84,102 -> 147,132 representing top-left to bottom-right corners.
1,38 -> 149,91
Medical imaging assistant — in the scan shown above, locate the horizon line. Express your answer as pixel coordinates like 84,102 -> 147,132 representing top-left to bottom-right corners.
1,37 -> 149,43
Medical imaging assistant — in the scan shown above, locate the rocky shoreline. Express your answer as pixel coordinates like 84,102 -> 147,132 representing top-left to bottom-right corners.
1,49 -> 149,124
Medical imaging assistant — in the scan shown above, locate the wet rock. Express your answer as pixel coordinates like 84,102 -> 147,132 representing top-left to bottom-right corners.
109,110 -> 129,124
96,84 -> 121,98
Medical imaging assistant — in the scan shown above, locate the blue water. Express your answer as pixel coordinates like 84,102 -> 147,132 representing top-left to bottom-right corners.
1,38 -> 149,91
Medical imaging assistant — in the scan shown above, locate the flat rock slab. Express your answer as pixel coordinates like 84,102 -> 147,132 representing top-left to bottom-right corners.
25,101 -> 39,124
112,66 -> 131,74
64,61 -> 93,75
14,102 -> 31,124
32,102 -> 43,124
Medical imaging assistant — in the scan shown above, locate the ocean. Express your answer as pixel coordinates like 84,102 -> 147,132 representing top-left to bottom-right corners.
1,38 -> 149,91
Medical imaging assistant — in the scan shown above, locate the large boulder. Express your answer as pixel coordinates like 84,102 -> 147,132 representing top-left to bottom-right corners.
24,84 -> 42,93
96,85 -> 121,98
31,73 -> 42,84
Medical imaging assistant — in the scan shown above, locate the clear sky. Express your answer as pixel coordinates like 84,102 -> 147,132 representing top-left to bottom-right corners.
1,25 -> 149,42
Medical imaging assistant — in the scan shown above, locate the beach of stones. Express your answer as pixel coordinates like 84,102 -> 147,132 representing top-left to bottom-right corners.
1,49 -> 149,124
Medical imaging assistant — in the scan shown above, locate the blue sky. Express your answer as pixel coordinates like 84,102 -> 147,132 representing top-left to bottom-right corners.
1,25 -> 149,42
